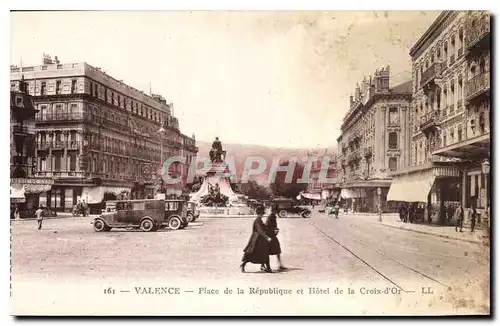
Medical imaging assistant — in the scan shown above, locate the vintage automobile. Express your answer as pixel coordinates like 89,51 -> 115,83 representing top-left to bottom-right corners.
272,198 -> 312,218
163,199 -> 189,230
92,199 -> 165,232
186,201 -> 200,223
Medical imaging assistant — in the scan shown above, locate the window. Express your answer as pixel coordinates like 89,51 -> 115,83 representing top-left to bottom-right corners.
71,80 -> 77,94
458,124 -> 463,141
54,153 -> 62,171
16,96 -> 23,106
388,132 -> 398,149
69,153 -> 76,171
133,202 -> 145,211
41,82 -> 47,95
450,128 -> 455,143
56,80 -> 62,94
389,157 -> 397,171
389,107 -> 399,125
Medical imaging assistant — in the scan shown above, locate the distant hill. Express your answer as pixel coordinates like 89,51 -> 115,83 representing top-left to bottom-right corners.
195,140 -> 337,185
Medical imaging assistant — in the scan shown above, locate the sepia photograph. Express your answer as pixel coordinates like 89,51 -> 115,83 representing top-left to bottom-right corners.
8,9 -> 491,316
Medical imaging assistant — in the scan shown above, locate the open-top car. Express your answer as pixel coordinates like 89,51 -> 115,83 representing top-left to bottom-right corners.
186,201 -> 200,223
272,198 -> 311,218
163,199 -> 189,230
92,199 -> 165,232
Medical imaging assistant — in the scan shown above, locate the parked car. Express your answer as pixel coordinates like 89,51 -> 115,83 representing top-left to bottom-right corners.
186,201 -> 200,223
272,198 -> 311,218
163,199 -> 189,230
92,199 -> 165,232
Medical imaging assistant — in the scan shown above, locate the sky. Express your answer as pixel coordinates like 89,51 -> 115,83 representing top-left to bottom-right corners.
10,11 -> 440,148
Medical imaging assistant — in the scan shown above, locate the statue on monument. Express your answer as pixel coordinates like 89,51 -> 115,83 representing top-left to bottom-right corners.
200,181 -> 228,207
209,137 -> 226,163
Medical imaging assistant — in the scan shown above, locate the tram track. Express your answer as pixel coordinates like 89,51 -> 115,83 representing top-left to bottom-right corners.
307,218 -> 450,293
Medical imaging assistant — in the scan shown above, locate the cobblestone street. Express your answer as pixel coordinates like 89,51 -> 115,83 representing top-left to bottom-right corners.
11,212 -> 490,315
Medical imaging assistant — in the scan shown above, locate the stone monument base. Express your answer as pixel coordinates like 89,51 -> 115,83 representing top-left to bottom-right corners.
198,205 -> 256,217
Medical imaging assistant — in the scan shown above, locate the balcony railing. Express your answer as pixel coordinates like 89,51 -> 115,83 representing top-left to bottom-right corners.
466,71 -> 490,101
36,141 -> 83,150
466,15 -> 490,50
37,171 -> 87,178
36,113 -> 87,122
419,110 -> 440,133
448,103 -> 455,115
458,47 -> 464,57
12,125 -> 30,134
449,54 -> 455,65
420,62 -> 443,89
457,100 -> 463,110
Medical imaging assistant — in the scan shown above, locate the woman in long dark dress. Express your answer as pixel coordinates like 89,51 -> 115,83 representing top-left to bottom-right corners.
240,206 -> 272,273
261,204 -> 287,271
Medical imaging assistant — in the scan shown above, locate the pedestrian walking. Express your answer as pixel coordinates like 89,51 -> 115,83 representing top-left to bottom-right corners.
454,205 -> 464,232
469,205 -> 478,232
261,204 -> 287,271
14,205 -> 20,220
35,206 -> 44,230
240,206 -> 272,273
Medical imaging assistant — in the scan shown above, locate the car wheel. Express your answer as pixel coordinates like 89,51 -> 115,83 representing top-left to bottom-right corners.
93,219 -> 106,232
103,225 -> 112,232
140,218 -> 155,232
278,210 -> 287,218
169,216 -> 182,230
186,212 -> 194,223
301,211 -> 311,218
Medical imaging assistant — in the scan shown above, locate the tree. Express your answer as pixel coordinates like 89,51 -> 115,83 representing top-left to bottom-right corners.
270,161 -> 308,199
236,180 -> 272,200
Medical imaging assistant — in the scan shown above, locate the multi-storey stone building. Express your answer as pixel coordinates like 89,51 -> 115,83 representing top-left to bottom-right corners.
336,66 -> 412,212
388,11 -> 490,223
306,150 -> 338,201
10,77 -> 54,217
10,55 -> 198,212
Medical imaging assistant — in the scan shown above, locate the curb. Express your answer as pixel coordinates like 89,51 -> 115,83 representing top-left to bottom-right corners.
11,215 -> 94,222
378,222 -> 484,245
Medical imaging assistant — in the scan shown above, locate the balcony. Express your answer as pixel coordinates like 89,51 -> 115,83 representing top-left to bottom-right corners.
12,125 -> 30,135
36,141 -> 51,150
420,62 -> 443,91
466,72 -> 490,102
465,14 -> 490,50
448,103 -> 455,116
36,113 -> 87,122
37,171 -> 87,178
419,110 -> 440,136
449,54 -> 455,65
457,100 -> 463,111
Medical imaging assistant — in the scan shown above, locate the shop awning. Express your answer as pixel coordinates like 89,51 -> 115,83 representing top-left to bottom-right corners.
11,184 -> 26,202
24,184 -> 52,193
102,187 -> 130,195
81,187 -> 105,204
340,188 -> 366,198
386,175 -> 436,203
300,192 -> 322,200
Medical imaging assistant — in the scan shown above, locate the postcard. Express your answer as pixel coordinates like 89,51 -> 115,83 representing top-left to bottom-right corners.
9,10 -> 491,316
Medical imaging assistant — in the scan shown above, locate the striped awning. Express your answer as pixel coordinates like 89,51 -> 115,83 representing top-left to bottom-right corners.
387,171 -> 436,203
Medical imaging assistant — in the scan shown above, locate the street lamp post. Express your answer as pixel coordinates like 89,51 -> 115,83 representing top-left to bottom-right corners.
377,187 -> 382,222
481,159 -> 490,236
158,126 -> 166,169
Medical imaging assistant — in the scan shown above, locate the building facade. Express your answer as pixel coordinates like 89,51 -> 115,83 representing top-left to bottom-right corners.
10,55 -> 198,212
10,78 -> 54,217
306,150 -> 338,201
387,11 -> 490,224
336,66 -> 412,213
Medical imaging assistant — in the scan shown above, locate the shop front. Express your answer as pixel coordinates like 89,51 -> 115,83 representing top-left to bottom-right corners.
339,180 -> 391,213
387,164 -> 461,224
10,178 -> 54,219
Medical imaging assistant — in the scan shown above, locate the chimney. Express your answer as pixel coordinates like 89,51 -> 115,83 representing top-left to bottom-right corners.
380,65 -> 390,92
349,94 -> 353,106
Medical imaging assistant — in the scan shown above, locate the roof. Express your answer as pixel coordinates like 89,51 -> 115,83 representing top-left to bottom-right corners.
389,80 -> 412,94
10,90 -> 37,113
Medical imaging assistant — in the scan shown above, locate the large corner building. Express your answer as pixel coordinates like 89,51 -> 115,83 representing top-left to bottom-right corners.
10,55 -> 198,212
336,66 -> 412,212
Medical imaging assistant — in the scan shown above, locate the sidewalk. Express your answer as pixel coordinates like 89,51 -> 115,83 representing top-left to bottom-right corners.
11,213 -> 93,222
374,213 -> 488,245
